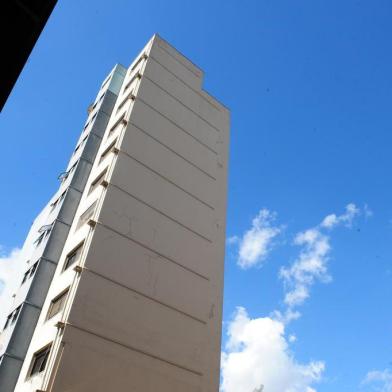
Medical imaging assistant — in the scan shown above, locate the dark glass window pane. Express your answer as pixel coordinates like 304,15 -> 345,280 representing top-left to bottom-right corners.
64,243 -> 83,271
47,290 -> 69,319
30,346 -> 51,376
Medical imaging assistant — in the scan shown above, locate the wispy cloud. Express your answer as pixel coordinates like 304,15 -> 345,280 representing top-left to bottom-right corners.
280,228 -> 331,309
320,203 -> 360,229
235,209 -> 283,269
221,307 -> 324,392
280,203 -> 362,317
0,246 -> 24,328
362,369 -> 392,392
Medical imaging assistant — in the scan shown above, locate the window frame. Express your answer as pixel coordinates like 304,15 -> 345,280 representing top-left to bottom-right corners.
99,138 -> 118,164
28,344 -> 52,378
130,53 -> 147,72
46,288 -> 69,320
11,306 -> 21,325
122,71 -> 141,97
107,114 -> 127,139
100,74 -> 111,90
76,201 -> 97,231
3,314 -> 12,330
89,168 -> 108,195
21,270 -> 30,285
63,241 -> 84,271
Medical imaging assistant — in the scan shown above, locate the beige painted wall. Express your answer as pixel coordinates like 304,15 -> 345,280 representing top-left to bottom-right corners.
15,34 -> 229,392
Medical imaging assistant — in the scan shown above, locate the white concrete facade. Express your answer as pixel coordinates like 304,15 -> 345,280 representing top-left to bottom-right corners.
0,63 -> 125,392
12,34 -> 229,392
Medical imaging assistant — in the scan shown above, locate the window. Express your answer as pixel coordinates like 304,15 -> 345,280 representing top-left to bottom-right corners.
50,191 -> 66,212
76,201 -> 97,231
99,139 -> 118,164
39,224 -> 52,234
58,171 -> 68,182
47,289 -> 69,319
63,242 -> 84,271
11,306 -> 21,325
3,306 -> 22,330
34,224 -> 53,246
21,270 -> 29,285
21,260 -> 39,285
89,168 -> 108,194
74,134 -> 88,156
97,92 -> 105,104
130,53 -> 147,72
117,90 -> 136,114
73,143 -> 81,155
107,115 -> 127,139
58,160 -> 77,182
59,161 -> 78,182
116,92 -> 133,114
3,314 -> 12,330
101,74 -> 111,90
50,198 -> 58,210
83,121 -> 90,131
29,261 -> 38,277
122,71 -> 141,96
34,232 -> 46,247
58,190 -> 66,203
29,345 -> 51,377
69,161 -> 78,175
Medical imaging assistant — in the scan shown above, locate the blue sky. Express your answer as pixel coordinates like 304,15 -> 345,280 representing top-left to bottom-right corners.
1,1 -> 392,390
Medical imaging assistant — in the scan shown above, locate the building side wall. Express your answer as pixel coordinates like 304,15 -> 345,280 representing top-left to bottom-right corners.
2,65 -> 126,392
14,35 -> 229,392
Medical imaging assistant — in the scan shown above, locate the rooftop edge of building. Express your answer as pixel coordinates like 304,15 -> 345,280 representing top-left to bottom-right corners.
152,34 -> 230,113
128,34 -> 230,114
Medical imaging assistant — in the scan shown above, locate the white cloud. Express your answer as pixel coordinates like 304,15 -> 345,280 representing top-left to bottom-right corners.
362,369 -> 392,392
222,203 -> 367,392
280,203 -> 361,312
0,246 -> 24,327
237,209 -> 282,269
280,228 -> 331,308
221,307 -> 325,392
320,203 -> 360,229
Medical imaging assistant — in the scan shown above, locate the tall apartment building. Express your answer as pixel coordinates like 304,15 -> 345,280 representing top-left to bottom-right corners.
0,64 -> 126,392
2,34 -> 229,392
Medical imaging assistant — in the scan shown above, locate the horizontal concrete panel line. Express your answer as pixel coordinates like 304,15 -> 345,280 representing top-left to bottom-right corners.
2,353 -> 24,362
89,130 -> 103,140
40,256 -> 57,265
143,75 -> 221,133
65,322 -> 204,377
119,149 -> 214,210
96,222 -> 210,282
136,97 -> 218,155
23,301 -> 42,310
82,267 -> 206,325
67,186 -> 83,195
129,121 -> 216,181
109,183 -> 213,243
149,55 -> 223,112
157,41 -> 201,78
54,218 -> 71,228
78,156 -> 95,166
